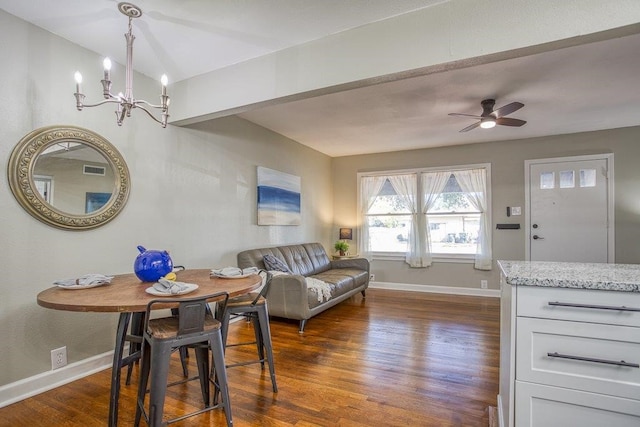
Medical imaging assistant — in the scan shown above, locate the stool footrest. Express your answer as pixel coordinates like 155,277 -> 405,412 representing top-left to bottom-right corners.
226,358 -> 266,368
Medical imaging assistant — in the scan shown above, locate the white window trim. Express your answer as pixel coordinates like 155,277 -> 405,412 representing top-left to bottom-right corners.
357,163 -> 491,264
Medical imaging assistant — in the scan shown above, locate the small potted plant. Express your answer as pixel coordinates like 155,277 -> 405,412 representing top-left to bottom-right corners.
334,240 -> 349,256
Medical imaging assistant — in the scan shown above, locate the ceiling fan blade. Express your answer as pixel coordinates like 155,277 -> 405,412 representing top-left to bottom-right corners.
459,122 -> 481,132
496,117 -> 527,127
448,113 -> 482,119
493,102 -> 524,117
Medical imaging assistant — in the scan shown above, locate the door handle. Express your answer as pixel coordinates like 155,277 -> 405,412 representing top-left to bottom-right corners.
533,235 -> 544,240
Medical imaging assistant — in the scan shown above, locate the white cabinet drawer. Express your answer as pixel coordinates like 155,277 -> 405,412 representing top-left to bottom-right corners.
515,381 -> 640,427
517,286 -> 640,327
516,317 -> 640,399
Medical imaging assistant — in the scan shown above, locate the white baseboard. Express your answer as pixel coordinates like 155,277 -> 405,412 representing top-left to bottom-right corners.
0,314 -> 251,408
369,281 -> 500,298
0,349 -> 116,408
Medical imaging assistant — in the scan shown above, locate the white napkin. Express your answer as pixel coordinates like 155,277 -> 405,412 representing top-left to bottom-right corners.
152,278 -> 190,294
54,274 -> 114,288
211,266 -> 259,277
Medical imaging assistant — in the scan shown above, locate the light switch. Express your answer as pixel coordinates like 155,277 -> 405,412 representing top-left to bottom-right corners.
511,206 -> 522,216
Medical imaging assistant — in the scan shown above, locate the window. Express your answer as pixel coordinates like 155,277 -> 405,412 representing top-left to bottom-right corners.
359,164 -> 491,270
427,174 -> 481,255
365,176 -> 413,253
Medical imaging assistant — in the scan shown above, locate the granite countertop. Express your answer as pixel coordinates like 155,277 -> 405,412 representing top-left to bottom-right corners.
497,260 -> 640,293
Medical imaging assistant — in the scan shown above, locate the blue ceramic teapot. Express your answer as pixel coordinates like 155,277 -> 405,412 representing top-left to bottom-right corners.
133,245 -> 173,282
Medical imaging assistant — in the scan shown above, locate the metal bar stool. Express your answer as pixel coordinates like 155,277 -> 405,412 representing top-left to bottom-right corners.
110,311 -> 145,426
135,291 -> 232,427
218,271 -> 277,397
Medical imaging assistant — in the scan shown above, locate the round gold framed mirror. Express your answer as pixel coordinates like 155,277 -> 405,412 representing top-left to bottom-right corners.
7,125 -> 130,230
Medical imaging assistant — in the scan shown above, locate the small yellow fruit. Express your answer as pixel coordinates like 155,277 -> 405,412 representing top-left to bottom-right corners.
164,272 -> 177,281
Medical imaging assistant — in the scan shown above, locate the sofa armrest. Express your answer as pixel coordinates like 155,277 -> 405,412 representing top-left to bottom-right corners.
266,274 -> 311,319
330,258 -> 370,273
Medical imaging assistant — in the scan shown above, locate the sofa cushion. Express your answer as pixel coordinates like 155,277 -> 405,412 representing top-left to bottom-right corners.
263,254 -> 292,273
237,243 -> 332,277
301,243 -> 332,275
312,268 -> 368,295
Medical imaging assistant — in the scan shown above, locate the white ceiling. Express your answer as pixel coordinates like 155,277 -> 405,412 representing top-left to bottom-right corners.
3,1 -> 640,157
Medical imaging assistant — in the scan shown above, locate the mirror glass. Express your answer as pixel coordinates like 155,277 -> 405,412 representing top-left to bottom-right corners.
34,143 -> 116,215
8,126 -> 130,230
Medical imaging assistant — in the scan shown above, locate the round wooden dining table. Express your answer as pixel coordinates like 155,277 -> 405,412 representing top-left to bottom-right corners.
37,269 -> 262,427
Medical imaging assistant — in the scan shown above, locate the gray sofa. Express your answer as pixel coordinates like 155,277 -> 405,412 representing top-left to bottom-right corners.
237,242 -> 369,332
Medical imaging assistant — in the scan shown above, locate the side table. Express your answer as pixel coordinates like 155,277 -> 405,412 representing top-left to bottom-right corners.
332,254 -> 359,260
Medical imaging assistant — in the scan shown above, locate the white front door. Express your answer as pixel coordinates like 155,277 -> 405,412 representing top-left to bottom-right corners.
526,155 -> 613,262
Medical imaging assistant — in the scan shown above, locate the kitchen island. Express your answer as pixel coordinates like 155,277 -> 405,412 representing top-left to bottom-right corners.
497,260 -> 640,427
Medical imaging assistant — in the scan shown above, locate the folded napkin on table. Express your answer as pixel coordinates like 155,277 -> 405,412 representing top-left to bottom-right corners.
210,266 -> 259,277
152,278 -> 192,294
54,274 -> 114,287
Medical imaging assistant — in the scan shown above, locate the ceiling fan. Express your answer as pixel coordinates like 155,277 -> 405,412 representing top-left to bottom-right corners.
449,99 -> 526,132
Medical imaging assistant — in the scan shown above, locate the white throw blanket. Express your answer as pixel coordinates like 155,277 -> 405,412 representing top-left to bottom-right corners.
305,277 -> 333,302
269,271 -> 332,302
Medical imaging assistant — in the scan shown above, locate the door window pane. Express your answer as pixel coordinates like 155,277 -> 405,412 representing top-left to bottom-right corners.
580,169 -> 597,187
559,170 -> 575,188
540,172 -> 555,189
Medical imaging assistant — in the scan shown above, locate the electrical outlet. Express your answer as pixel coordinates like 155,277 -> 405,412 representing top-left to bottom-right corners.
370,273 -> 375,281
51,346 -> 67,370
480,280 -> 488,289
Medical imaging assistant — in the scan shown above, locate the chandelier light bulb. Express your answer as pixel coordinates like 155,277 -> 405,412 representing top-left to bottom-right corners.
74,71 -> 83,94
103,57 -> 111,81
161,74 -> 168,97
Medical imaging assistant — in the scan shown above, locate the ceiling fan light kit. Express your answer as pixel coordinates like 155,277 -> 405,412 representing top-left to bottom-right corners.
480,118 -> 496,129
449,98 -> 526,132
73,2 -> 170,127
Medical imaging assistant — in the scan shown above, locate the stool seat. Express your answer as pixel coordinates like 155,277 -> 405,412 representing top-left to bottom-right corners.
226,293 -> 265,307
148,316 -> 220,339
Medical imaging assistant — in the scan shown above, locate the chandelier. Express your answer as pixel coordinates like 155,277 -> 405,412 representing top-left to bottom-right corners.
74,3 -> 169,127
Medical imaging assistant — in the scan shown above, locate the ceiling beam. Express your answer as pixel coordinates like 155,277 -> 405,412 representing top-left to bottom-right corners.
169,0 -> 640,126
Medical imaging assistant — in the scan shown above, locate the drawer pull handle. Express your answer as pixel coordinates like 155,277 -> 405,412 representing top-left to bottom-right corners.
548,301 -> 640,312
547,352 -> 640,368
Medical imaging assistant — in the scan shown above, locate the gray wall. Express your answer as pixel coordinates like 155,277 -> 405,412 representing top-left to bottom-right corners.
332,126 -> 640,289
0,10 -> 333,386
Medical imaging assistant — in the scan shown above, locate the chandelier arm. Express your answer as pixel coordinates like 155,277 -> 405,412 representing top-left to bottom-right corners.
135,104 -> 166,126
134,99 -> 164,109
80,98 -> 125,108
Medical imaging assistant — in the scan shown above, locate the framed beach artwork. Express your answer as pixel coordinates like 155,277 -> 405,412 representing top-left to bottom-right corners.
257,167 -> 301,225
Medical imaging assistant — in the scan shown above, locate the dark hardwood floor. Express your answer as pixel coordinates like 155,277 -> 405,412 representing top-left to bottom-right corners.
1,289 -> 500,426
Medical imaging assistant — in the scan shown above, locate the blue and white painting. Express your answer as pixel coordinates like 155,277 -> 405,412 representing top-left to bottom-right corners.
257,167 -> 301,225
